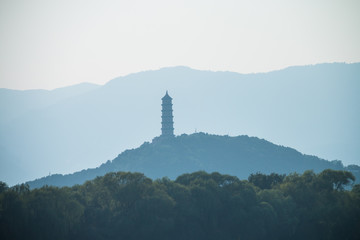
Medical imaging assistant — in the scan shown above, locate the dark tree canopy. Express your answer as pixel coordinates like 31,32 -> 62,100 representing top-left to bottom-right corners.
1,170 -> 359,240
248,172 -> 286,189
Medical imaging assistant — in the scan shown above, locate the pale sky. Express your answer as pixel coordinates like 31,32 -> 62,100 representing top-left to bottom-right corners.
0,0 -> 359,90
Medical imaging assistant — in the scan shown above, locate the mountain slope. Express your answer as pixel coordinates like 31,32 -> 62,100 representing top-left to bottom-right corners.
26,133 -> 359,188
0,82 -> 100,184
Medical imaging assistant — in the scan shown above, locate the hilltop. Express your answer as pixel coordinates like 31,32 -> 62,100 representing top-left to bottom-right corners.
27,133 -> 360,188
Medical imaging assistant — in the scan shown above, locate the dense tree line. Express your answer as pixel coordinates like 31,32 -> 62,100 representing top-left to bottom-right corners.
1,169 -> 360,240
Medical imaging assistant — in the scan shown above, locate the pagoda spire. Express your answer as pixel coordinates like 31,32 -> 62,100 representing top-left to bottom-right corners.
161,91 -> 174,137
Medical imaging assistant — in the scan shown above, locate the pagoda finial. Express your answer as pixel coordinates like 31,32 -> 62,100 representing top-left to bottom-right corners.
162,90 -> 172,100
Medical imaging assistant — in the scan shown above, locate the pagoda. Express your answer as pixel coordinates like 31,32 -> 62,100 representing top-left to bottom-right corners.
161,91 -> 174,137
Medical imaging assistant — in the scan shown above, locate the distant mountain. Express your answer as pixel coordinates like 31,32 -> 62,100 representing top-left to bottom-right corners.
0,82 -> 100,184
0,82 -> 100,126
1,63 -> 359,185
27,133 -> 360,188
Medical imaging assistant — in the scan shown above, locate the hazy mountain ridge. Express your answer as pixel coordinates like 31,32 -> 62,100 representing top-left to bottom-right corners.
0,82 -> 100,126
0,82 -> 100,184
26,133 -> 360,189
1,63 -> 359,185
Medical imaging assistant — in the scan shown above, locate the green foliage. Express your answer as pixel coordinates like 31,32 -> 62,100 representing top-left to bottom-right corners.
0,182 -> 8,194
1,170 -> 359,240
248,172 -> 285,189
318,169 -> 355,190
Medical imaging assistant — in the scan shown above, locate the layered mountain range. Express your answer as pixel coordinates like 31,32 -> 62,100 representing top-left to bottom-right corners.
1,63 -> 359,185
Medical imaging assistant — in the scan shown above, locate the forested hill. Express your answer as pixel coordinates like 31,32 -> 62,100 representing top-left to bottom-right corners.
27,133 -> 360,189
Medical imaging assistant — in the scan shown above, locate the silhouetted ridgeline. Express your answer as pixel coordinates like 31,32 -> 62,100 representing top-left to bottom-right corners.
1,170 -> 360,240
26,133 -> 360,188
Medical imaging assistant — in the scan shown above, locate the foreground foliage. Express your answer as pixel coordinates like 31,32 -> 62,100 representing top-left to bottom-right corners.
1,169 -> 360,240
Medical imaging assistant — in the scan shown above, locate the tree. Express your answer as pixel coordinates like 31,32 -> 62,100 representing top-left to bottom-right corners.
318,169 -> 355,190
0,181 -> 8,194
248,172 -> 285,189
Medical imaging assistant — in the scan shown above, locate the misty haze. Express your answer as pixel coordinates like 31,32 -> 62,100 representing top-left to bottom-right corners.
1,0 -> 360,239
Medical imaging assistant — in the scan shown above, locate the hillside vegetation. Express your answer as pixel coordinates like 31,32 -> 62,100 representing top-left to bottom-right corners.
27,133 -> 360,188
